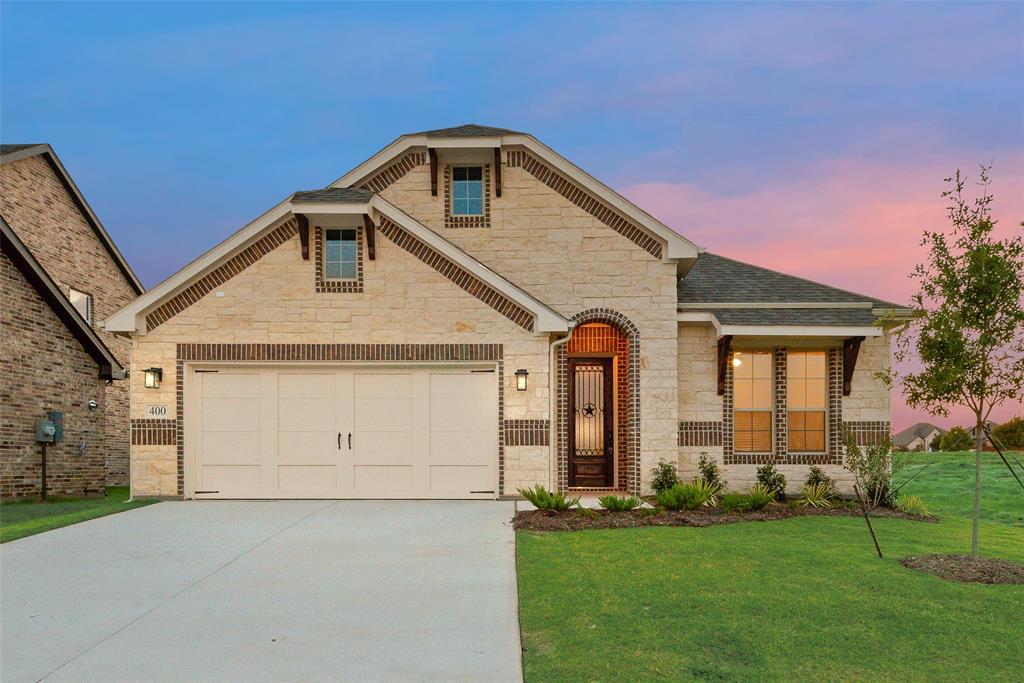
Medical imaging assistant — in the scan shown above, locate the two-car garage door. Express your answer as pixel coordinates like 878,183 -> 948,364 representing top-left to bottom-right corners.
188,366 -> 497,499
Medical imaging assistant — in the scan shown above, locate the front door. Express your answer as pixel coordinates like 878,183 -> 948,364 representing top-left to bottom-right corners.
568,357 -> 614,487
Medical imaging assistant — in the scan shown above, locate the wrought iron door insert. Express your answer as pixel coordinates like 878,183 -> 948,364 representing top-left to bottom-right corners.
568,357 -> 614,487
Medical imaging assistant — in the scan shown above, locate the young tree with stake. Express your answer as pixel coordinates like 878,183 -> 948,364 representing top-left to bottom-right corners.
884,165 -> 1024,559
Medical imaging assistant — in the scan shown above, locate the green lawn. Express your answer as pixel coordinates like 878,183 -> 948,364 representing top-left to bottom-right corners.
0,487 -> 156,543
517,452 -> 1024,682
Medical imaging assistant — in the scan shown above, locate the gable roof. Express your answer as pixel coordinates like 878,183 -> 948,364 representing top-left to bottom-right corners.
677,252 -> 913,327
892,422 -> 946,446
291,188 -> 374,204
105,193 -> 571,336
0,144 -> 144,294
1,215 -> 126,379
329,125 -> 701,266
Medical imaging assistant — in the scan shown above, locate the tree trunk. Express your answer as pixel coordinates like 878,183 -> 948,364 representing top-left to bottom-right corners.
972,414 -> 983,560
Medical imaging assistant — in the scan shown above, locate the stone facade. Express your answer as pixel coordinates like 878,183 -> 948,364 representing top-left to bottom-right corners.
0,251 -> 107,498
0,153 -> 138,486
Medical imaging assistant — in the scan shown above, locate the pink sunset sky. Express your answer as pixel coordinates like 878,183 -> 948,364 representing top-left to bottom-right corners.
623,155 -> 1024,432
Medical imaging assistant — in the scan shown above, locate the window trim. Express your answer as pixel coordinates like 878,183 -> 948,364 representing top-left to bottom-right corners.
315,225 -> 364,293
786,349 -> 828,454
444,164 -> 492,228
450,165 -> 485,217
69,287 -> 93,325
731,349 -> 774,454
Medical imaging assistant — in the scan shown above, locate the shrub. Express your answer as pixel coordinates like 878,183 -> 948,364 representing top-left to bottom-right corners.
691,478 -> 721,508
656,481 -> 715,511
798,483 -> 833,508
756,463 -> 787,500
720,492 -> 752,513
939,426 -> 973,452
697,452 -> 728,491
805,466 -> 836,498
842,431 -> 897,509
929,432 -> 943,452
517,485 -> 579,512
992,416 -> 1024,449
598,495 -> 641,512
896,495 -> 929,516
650,459 -> 680,494
746,484 -> 775,510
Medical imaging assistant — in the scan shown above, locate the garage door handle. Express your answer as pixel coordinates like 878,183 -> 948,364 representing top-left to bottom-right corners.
348,432 -> 352,450
337,432 -> 341,450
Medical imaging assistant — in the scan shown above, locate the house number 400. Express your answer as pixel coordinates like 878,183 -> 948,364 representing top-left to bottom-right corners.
145,405 -> 169,418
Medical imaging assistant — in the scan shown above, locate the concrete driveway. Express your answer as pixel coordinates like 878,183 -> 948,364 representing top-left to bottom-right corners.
1,500 -> 522,683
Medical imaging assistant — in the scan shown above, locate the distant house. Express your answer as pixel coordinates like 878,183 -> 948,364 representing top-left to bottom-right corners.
893,422 -> 946,452
967,422 -> 1000,450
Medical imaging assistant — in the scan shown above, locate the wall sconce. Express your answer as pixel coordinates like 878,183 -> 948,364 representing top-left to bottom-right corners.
732,353 -> 743,368
515,369 -> 529,391
143,367 -> 163,389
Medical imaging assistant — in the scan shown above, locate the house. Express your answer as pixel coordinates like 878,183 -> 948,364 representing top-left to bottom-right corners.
967,422 -> 1000,450
106,124 -> 911,500
1,144 -> 143,498
892,422 -> 946,451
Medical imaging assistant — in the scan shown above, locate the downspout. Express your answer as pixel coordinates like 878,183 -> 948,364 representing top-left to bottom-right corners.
548,327 -> 574,491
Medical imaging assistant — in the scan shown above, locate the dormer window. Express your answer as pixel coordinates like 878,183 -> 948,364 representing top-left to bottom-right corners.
315,226 -> 363,293
451,166 -> 484,216
445,165 -> 491,228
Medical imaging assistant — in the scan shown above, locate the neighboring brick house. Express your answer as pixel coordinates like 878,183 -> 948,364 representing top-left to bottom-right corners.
106,124 -> 913,500
1,144 -> 143,495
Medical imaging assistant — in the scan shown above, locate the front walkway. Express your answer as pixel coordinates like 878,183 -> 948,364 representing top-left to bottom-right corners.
1,500 -> 522,683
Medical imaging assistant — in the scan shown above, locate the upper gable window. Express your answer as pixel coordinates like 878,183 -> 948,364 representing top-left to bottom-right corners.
325,229 -> 358,279
451,166 -> 484,215
69,288 -> 92,324
315,226 -> 363,293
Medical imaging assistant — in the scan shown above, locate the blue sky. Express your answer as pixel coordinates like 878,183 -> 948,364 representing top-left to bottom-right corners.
3,1 -> 1022,426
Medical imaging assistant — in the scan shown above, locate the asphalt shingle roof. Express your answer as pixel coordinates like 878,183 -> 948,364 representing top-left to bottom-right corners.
892,422 -> 946,446
410,124 -> 521,138
291,188 -> 374,204
1,143 -> 46,156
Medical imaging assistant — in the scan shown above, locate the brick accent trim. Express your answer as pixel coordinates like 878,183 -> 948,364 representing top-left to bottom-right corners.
376,216 -> 535,331
173,343 -> 504,497
130,419 -> 177,445
359,152 -> 426,193
504,419 -> 550,446
557,309 -> 641,494
679,421 -> 723,447
828,347 -> 843,462
843,420 -> 890,446
146,217 -> 298,331
773,347 -> 787,456
315,226 -> 364,293
444,165 -> 492,229
506,150 -> 663,258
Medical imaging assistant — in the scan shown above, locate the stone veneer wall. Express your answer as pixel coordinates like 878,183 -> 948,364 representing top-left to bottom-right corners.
677,323 -> 892,493
1,154 -> 137,485
378,149 -> 680,492
1,251 -> 107,498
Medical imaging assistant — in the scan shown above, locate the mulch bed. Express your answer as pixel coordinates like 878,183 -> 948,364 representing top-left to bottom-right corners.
899,554 -> 1024,585
513,503 -> 933,532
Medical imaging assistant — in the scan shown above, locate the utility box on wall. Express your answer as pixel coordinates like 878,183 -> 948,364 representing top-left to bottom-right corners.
35,410 -> 64,443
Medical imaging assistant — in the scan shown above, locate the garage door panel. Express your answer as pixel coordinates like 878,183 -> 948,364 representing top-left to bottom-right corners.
278,431 -> 338,460
200,431 -> 261,465
278,372 -> 335,398
201,398 -> 262,431
354,373 -> 412,398
353,465 -> 413,493
429,465 -> 492,493
202,372 -> 261,398
430,431 -> 493,464
201,465 -> 261,492
355,431 -> 413,460
428,373 -> 493,399
430,398 -> 493,433
279,397 -> 336,429
278,465 -> 337,494
355,398 -> 413,432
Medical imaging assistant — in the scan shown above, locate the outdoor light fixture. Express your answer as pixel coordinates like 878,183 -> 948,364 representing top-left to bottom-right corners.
732,353 -> 743,368
515,369 -> 529,391
143,367 -> 163,389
